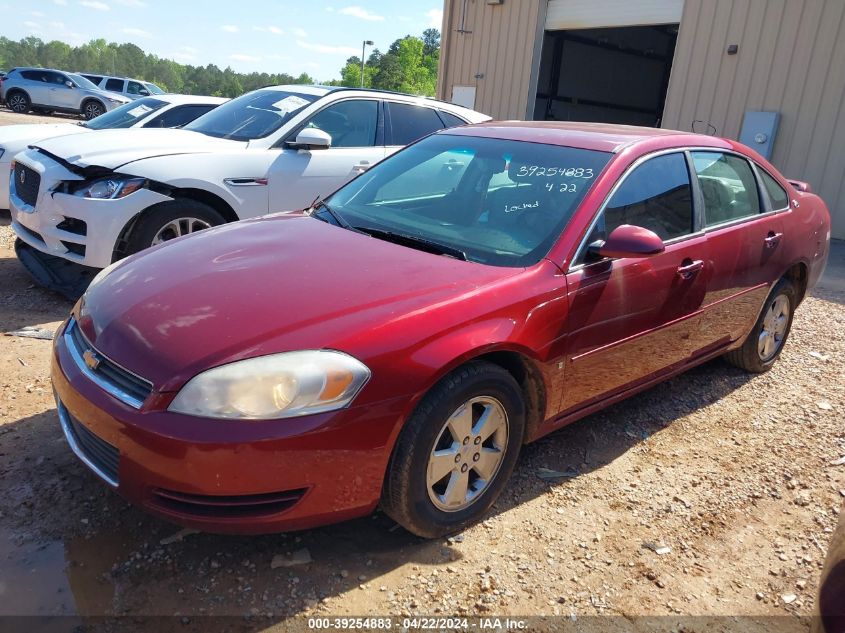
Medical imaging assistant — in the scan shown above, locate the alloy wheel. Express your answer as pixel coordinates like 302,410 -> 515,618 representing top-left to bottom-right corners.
151,217 -> 213,245
9,94 -> 27,113
84,102 -> 104,119
758,294 -> 790,362
426,396 -> 508,512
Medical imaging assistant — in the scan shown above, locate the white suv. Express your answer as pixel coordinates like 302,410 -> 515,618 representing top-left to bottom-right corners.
10,85 -> 489,270
79,73 -> 166,100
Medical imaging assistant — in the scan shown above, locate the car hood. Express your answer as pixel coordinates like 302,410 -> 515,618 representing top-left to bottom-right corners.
32,128 -> 245,170
79,215 -> 520,392
0,123 -> 87,150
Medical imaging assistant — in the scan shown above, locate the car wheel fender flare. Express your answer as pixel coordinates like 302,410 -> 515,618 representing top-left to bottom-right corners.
384,324 -> 551,453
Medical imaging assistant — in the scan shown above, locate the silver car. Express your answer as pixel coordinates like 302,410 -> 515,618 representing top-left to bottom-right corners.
0,67 -> 131,119
78,73 -> 166,100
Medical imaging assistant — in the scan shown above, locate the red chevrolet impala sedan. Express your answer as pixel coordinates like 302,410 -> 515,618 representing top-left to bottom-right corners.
51,122 -> 831,537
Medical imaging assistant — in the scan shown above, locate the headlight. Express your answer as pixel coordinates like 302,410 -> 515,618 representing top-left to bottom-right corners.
168,350 -> 371,420
77,176 -> 145,199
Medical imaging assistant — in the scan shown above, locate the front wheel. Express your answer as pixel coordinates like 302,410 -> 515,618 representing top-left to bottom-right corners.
82,100 -> 105,119
125,199 -> 226,257
381,361 -> 525,538
724,278 -> 797,373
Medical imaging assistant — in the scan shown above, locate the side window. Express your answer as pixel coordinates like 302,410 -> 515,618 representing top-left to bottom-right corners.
438,110 -> 468,129
127,81 -> 144,95
105,78 -> 124,92
759,169 -> 790,210
691,152 -> 761,226
144,105 -> 216,128
591,153 -> 693,253
49,72 -> 69,86
304,99 -> 378,148
387,102 -> 445,145
21,70 -> 46,82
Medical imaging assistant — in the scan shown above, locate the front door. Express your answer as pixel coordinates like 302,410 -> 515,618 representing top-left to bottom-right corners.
268,98 -> 386,212
560,151 -> 709,412
48,72 -> 78,109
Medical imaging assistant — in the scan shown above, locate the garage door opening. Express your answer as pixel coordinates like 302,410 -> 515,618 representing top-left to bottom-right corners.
533,25 -> 679,127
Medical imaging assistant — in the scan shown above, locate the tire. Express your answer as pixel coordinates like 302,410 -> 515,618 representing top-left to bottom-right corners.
7,91 -> 30,114
125,199 -> 226,256
724,277 -> 797,373
82,100 -> 105,120
382,361 -> 525,538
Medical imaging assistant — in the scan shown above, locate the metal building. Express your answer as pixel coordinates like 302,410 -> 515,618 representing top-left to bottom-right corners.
437,0 -> 845,239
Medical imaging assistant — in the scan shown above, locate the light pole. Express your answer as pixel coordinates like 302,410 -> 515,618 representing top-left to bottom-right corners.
361,40 -> 374,87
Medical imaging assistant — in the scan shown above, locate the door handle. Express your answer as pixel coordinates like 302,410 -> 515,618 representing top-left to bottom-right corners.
676,259 -> 704,279
764,231 -> 783,248
352,161 -> 371,173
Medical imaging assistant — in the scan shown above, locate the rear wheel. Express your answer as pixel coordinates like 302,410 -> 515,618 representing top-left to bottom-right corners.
125,199 -> 226,256
724,278 -> 796,373
381,361 -> 525,538
7,91 -> 30,114
82,100 -> 105,120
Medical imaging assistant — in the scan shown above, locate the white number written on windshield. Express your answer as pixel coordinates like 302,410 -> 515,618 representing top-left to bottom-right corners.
516,166 -> 595,179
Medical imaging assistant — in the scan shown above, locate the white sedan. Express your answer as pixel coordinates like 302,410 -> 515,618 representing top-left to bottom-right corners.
0,94 -> 227,210
10,85 -> 489,269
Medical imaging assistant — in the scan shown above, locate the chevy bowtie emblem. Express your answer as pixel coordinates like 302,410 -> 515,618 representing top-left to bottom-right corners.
83,349 -> 101,371
18,169 -> 25,185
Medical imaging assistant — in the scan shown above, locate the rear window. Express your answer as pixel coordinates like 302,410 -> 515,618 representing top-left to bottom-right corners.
760,169 -> 789,210
387,102 -> 445,145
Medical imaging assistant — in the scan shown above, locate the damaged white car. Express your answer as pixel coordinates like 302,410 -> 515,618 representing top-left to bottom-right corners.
10,85 -> 489,275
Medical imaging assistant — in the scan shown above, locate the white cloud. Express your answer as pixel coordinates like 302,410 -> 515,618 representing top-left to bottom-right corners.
49,21 -> 66,28
296,39 -> 358,55
53,0 -> 67,5
230,53 -> 261,62
339,6 -> 384,21
122,27 -> 152,38
426,8 -> 443,28
23,20 -> 40,28
79,0 -> 110,9
220,24 -> 239,33
254,25 -> 284,34
292,27 -> 307,37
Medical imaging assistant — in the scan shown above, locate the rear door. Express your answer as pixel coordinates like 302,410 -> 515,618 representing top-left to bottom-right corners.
267,98 -> 386,212
561,151 -> 709,411
20,70 -> 50,105
690,151 -> 787,350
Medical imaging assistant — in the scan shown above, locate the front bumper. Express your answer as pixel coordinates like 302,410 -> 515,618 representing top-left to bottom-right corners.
51,320 -> 406,534
10,151 -> 171,269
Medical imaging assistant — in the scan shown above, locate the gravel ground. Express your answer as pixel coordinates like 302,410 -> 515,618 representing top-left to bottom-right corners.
0,197 -> 843,627
0,108 -> 83,126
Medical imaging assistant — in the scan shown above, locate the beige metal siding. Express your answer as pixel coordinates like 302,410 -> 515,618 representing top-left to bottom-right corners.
546,0 -> 684,30
437,0 -> 544,120
663,0 -> 845,239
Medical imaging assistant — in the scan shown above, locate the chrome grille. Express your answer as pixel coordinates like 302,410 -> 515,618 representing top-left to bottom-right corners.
13,163 -> 40,207
65,319 -> 153,409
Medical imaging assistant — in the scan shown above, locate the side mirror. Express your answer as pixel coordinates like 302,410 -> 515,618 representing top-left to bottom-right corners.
289,128 -> 332,150
65,80 -> 74,89
139,89 -> 150,96
589,224 -> 665,259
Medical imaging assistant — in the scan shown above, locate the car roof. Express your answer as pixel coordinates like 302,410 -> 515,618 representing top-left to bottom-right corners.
155,94 -> 229,105
442,121 -> 731,153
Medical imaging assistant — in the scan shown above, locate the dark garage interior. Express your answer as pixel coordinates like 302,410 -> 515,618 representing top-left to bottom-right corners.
533,24 -> 679,127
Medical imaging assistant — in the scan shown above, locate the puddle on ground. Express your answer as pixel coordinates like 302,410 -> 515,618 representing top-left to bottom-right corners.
0,525 -> 128,617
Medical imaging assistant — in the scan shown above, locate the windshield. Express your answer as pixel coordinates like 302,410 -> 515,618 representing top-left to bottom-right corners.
144,82 -> 165,95
69,73 -> 100,91
184,89 -> 317,141
82,97 -> 168,129
324,134 -> 612,267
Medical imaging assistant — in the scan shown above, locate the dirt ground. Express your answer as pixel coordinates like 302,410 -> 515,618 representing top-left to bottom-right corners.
0,110 -> 843,630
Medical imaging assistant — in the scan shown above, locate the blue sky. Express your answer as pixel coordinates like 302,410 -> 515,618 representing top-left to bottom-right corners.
4,0 -> 444,80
